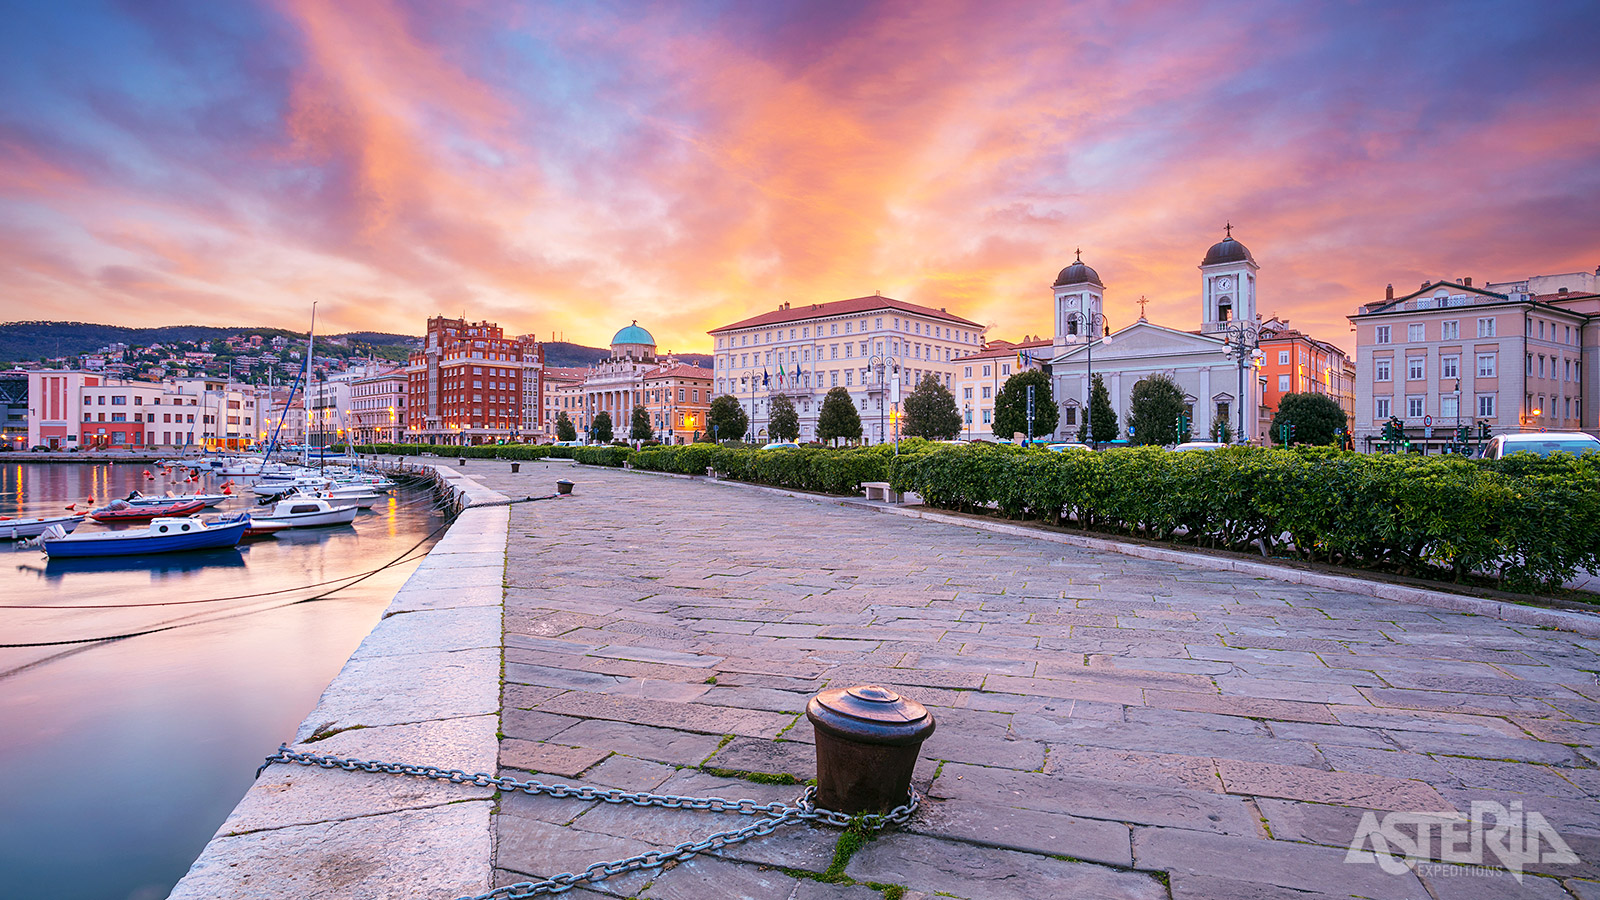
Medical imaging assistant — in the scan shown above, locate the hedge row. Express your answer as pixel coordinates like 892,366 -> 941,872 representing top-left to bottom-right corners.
628,443 -> 903,494
353,442 -> 633,467
887,444 -> 1600,589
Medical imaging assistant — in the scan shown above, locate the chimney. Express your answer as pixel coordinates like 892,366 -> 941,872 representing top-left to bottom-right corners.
1385,284 -> 1394,301
1463,277 -> 1472,288
1421,282 -> 1428,290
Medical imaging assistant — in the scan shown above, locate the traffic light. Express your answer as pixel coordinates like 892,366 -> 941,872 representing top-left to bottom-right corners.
1286,421 -> 1295,444
1478,421 -> 1491,440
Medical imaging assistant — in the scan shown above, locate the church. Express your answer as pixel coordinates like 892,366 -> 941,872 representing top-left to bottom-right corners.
1047,229 -> 1267,444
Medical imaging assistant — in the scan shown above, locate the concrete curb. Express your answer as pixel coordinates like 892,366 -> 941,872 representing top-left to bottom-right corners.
168,465 -> 508,899
614,464 -> 1600,638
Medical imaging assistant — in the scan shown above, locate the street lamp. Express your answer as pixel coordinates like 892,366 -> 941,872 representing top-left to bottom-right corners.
1219,321 -> 1265,445
868,353 -> 899,446
1064,311 -> 1108,446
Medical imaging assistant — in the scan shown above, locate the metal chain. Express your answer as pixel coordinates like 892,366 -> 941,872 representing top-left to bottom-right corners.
259,744 -> 920,899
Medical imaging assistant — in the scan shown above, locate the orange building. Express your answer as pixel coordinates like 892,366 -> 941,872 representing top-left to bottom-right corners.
406,316 -> 543,445
1258,317 -> 1355,428
642,364 -> 713,443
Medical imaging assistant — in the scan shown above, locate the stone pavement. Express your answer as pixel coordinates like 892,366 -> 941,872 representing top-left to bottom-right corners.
470,459 -> 1600,900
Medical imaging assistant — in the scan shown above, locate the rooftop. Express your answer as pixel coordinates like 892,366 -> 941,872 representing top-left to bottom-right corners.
709,295 -> 983,334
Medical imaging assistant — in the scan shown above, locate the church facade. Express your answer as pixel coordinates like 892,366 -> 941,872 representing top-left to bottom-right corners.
1047,230 -> 1267,444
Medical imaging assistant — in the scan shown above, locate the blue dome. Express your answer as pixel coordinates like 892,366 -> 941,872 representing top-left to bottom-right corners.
611,322 -> 655,346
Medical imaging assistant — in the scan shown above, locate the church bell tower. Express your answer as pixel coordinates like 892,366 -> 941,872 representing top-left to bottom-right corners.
1199,224 -> 1259,334
1052,249 -> 1105,352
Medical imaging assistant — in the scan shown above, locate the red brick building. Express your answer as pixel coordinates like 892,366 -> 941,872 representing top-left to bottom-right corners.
406,317 -> 543,445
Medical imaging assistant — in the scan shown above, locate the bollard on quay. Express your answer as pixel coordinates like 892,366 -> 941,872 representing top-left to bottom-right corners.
459,458 -> 467,466
511,462 -> 520,473
807,685 -> 935,815
556,479 -> 575,495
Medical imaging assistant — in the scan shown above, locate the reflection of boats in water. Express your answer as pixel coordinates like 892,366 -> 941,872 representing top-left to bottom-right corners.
40,546 -> 247,579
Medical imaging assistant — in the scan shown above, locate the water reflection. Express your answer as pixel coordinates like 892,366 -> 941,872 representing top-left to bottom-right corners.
0,462 -> 447,900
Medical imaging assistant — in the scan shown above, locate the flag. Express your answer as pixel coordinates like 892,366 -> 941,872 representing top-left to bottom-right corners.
777,363 -> 785,385
1018,349 -> 1027,369
763,369 -> 770,387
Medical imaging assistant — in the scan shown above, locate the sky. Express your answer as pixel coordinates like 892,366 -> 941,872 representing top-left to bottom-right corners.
2,0 -> 1597,354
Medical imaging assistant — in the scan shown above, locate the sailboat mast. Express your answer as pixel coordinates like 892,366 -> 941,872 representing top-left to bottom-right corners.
305,302 -> 317,467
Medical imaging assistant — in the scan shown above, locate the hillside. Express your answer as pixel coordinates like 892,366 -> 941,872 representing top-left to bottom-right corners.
0,321 -> 415,364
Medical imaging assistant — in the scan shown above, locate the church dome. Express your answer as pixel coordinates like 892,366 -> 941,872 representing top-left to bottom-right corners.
612,322 -> 655,346
1054,253 -> 1103,288
1202,228 -> 1255,266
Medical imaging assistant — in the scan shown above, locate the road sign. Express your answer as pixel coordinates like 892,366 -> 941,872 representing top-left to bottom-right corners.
1423,415 -> 1432,426
1424,426 -> 1433,439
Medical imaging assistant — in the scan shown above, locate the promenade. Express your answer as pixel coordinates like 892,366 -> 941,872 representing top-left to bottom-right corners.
464,460 -> 1600,900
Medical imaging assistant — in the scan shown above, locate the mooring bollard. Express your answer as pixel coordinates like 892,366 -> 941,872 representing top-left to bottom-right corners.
459,458 -> 467,466
807,685 -> 935,815
556,479 -> 574,495
511,462 -> 520,473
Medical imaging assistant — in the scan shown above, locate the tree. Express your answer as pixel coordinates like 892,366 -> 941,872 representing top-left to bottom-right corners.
817,387 -> 862,445
592,410 -> 614,443
903,374 -> 962,440
992,369 -> 1059,441
707,394 -> 748,442
555,411 -> 576,442
1270,392 -> 1347,445
1074,373 -> 1119,445
1127,374 -> 1187,446
630,405 -> 652,441
769,394 -> 800,442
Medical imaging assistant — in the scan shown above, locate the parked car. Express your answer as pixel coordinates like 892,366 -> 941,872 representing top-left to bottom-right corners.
1046,442 -> 1092,452
1173,441 -> 1229,451
1482,432 -> 1600,460
760,442 -> 800,450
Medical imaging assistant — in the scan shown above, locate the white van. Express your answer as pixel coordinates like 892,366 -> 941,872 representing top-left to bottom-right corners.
1482,432 -> 1600,460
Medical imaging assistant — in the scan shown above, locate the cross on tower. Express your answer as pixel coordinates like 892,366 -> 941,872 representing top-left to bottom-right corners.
1137,295 -> 1149,319
1224,222 -> 1233,240
1074,247 -> 1082,263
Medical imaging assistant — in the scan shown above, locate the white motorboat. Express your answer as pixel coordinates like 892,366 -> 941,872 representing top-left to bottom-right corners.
0,514 -> 86,540
122,490 -> 229,509
251,496 -> 360,528
251,476 -> 331,498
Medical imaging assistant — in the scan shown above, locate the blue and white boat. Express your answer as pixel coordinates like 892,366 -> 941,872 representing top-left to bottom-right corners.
41,514 -> 250,558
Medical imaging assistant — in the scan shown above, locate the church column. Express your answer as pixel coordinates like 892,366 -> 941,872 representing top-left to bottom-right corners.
1198,368 -> 1211,435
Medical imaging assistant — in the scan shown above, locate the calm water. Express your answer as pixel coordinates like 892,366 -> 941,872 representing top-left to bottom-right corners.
0,462 -> 448,900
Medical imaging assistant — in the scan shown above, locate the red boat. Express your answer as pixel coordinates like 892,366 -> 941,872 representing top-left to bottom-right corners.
89,498 -> 209,523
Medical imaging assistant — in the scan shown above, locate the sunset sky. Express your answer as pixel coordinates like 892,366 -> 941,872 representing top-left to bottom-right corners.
2,0 -> 1596,354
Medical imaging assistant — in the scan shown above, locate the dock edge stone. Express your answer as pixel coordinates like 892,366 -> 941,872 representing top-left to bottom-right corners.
167,464 -> 508,899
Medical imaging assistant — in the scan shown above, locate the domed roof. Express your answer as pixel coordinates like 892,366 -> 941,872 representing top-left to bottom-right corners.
1054,249 -> 1103,287
611,321 -> 655,346
1202,224 -> 1255,266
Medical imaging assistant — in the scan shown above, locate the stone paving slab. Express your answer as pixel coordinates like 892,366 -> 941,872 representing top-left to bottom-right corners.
463,461 -> 1600,900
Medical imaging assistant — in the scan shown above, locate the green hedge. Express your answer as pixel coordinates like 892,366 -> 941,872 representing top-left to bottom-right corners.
354,442 -> 634,467
629,443 -> 910,494
886,444 -> 1600,590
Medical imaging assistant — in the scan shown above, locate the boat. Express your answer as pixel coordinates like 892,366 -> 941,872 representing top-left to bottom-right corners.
240,517 -> 291,538
252,496 -> 360,528
0,514 -> 87,540
251,476 -> 331,498
122,490 -> 229,509
89,498 -> 210,523
41,515 -> 249,558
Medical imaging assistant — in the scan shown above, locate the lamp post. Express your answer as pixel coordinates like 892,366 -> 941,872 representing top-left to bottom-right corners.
1065,311 -> 1108,446
1219,321 -> 1265,445
868,353 -> 899,446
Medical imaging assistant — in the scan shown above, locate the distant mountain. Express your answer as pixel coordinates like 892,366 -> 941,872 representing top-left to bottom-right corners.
0,321 -> 415,364
542,342 -> 710,370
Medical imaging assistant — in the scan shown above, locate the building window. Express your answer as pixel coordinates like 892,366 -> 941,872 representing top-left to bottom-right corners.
1477,318 -> 1496,338
1442,320 -> 1459,340
1441,395 -> 1458,419
1441,356 -> 1459,379
982,409 -> 991,424
1477,394 -> 1495,417
1375,397 -> 1391,419
1278,350 -> 1289,365
1477,354 -> 1496,377
1374,325 -> 1391,344
1407,324 -> 1425,342
982,365 -> 991,377
1407,358 -> 1424,381
963,387 -> 973,400
1375,359 -> 1391,382
1407,396 -> 1424,418
981,386 -> 992,399
964,366 -> 972,378
1278,375 -> 1289,391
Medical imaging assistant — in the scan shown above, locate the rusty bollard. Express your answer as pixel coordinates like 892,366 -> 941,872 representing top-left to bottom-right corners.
511,462 -> 521,473
459,458 -> 467,466
807,685 -> 935,815
556,479 -> 575,495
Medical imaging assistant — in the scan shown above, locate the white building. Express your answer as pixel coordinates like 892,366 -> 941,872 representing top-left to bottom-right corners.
1047,231 -> 1269,444
349,366 -> 407,445
709,294 -> 986,443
